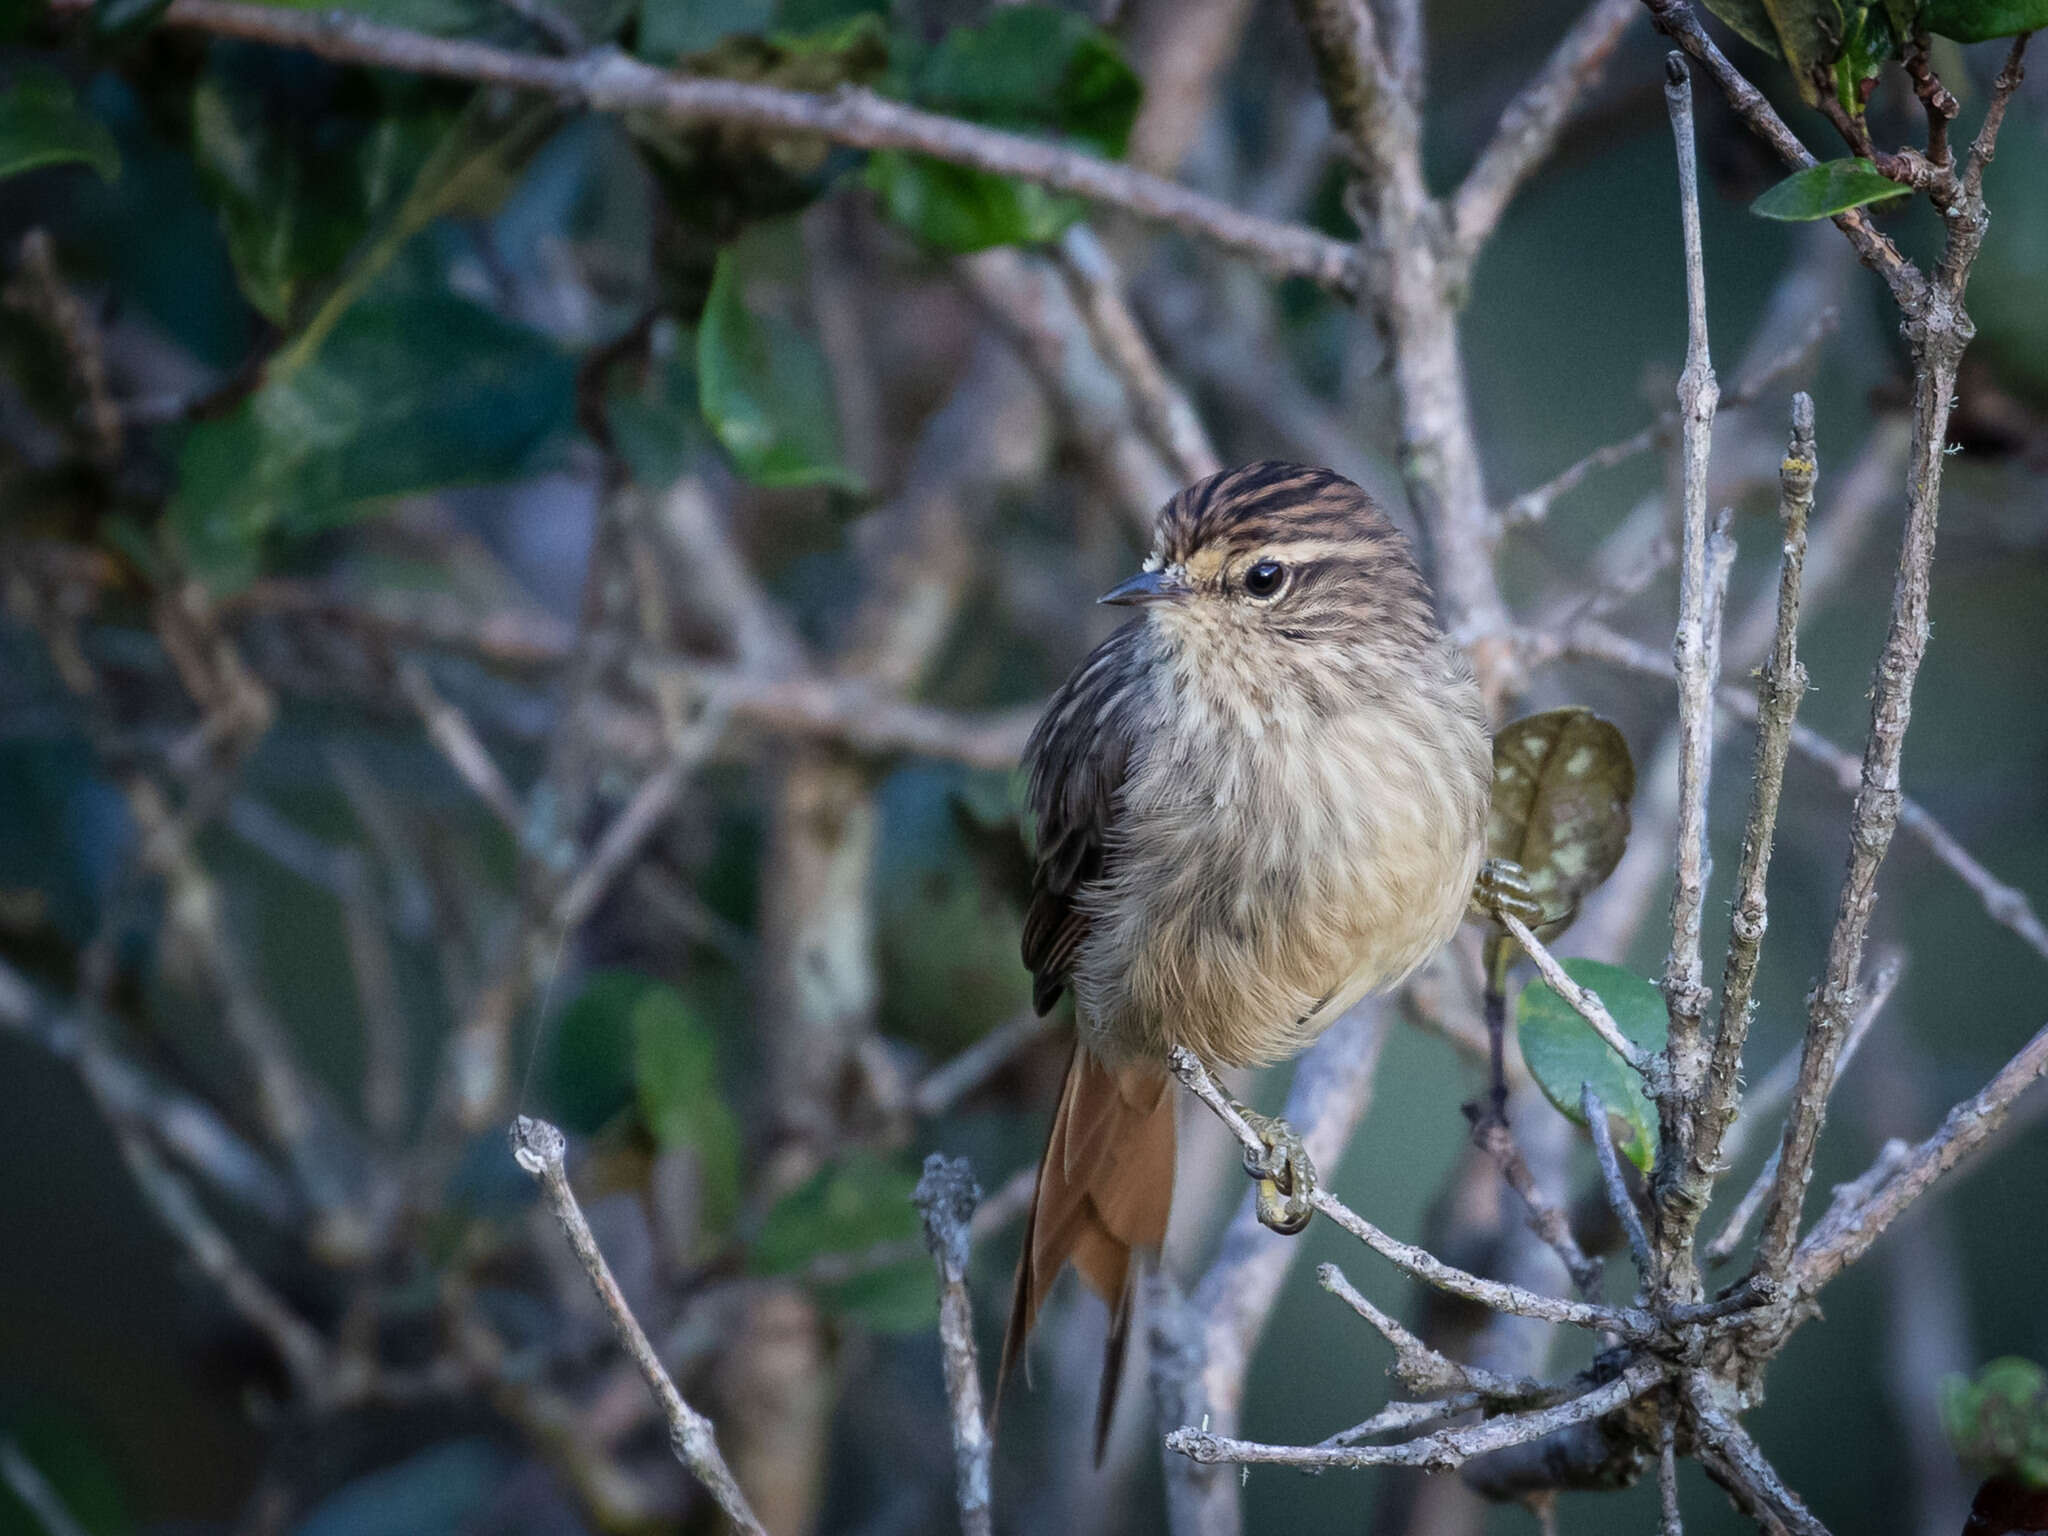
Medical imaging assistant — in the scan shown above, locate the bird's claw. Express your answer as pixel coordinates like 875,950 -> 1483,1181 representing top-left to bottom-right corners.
1472,857 -> 1544,928
1232,1104 -> 1316,1235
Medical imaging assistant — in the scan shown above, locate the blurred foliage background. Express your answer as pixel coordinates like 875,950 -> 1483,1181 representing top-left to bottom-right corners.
1,0 -> 2045,1532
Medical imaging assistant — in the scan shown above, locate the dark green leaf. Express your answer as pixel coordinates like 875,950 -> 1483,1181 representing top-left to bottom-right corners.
1702,0 -> 1787,56
752,1151 -> 921,1273
1517,959 -> 1666,1172
0,74 -> 121,182
1751,157 -> 1912,220
293,1440 -> 508,1536
631,981 -> 740,1237
190,55 -> 439,324
696,238 -> 861,490
1921,0 -> 2048,37
1833,4 -> 1900,112
866,152 -> 1084,251
639,0 -> 773,62
871,6 -> 1140,252
750,1151 -> 936,1331
1484,708 -> 1634,979
92,0 -> 178,41
250,0 -> 494,36
545,971 -> 649,1134
169,290 -> 573,588
1942,1358 -> 2048,1488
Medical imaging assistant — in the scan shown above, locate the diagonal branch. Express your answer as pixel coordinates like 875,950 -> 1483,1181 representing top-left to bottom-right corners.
1168,1047 -> 1654,1337
1450,0 -> 1639,258
1167,1359 -> 1664,1471
1791,1017 -> 2048,1293
511,1117 -> 767,1536
43,0 -> 1358,296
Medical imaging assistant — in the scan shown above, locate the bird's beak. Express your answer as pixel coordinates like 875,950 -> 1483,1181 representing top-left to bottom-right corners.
1098,568 -> 1186,607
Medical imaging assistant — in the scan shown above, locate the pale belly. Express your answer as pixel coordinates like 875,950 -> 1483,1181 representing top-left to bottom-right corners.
1071,701 -> 1486,1070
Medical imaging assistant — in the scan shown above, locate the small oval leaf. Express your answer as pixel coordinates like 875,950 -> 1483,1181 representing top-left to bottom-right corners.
1920,0 -> 2048,41
1518,959 -> 1666,1172
1751,158 -> 1912,222
0,75 -> 121,183
1486,707 -> 1635,943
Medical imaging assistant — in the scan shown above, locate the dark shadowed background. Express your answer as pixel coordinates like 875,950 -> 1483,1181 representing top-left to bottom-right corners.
1,0 -> 2045,1532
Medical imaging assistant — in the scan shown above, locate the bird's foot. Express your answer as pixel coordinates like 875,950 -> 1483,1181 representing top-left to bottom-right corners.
1231,1103 -> 1316,1235
1471,857 -> 1544,927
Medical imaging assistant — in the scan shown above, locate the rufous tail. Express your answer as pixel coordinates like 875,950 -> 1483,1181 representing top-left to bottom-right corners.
998,1045 -> 1176,1462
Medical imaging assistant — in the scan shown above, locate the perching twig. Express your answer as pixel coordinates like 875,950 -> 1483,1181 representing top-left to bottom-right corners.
510,1117 -> 767,1536
913,1155 -> 993,1536
1167,1047 -> 1653,1338
1166,1359 -> 1663,1472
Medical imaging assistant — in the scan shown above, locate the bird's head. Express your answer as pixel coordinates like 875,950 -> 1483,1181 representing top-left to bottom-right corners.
1100,462 -> 1442,670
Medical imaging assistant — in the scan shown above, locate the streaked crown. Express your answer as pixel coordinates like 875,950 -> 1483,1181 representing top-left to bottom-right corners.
1117,461 -> 1441,654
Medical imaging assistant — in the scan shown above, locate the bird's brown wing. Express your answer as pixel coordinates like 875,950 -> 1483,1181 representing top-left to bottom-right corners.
1018,622 -> 1146,1015
1004,623 -> 1172,1460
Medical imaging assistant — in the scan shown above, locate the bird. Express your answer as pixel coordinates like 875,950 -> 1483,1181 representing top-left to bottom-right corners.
999,461 -> 1493,1457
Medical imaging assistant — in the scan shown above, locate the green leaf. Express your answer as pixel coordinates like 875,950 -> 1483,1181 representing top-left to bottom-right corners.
750,1151 -> 936,1332
639,0 -> 774,62
294,1440 -> 508,1536
1751,157 -> 1912,220
92,0 -> 178,41
169,290 -> 574,588
1921,0 -> 2048,37
696,237 -> 861,490
1517,959 -> 1666,1172
545,971 -> 648,1134
1701,0 -> 1787,56
1942,1358 -> 2048,1488
870,6 -> 1140,252
0,74 -> 121,182
631,980 -> 740,1237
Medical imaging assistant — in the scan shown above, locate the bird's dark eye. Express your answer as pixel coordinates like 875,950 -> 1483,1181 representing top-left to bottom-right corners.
1243,559 -> 1286,598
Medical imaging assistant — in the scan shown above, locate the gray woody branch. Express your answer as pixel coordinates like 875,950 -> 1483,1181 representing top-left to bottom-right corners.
44,0 -> 1357,296
913,1155 -> 994,1536
510,1117 -> 767,1536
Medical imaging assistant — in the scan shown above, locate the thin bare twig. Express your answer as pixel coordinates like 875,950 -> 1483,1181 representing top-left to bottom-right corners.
1167,1047 -> 1653,1337
1656,53 -> 1723,1232
1533,619 -> 2048,969
510,1117 -> 767,1536
0,1441 -> 94,1536
1792,1017 -> 2048,1293
1471,1116 -> 1605,1296
913,1155 -> 993,1536
1660,1408 -> 1684,1535
1318,1263 -> 1549,1401
1450,0 -> 1639,258
1703,397 -> 1815,1174
1496,910 -> 1655,1077
1057,226 -> 1221,486
1705,954 -> 1903,1268
1583,1085 -> 1653,1280
397,658 -> 526,838
1166,1359 -> 1663,1471
911,1010 -> 1051,1119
